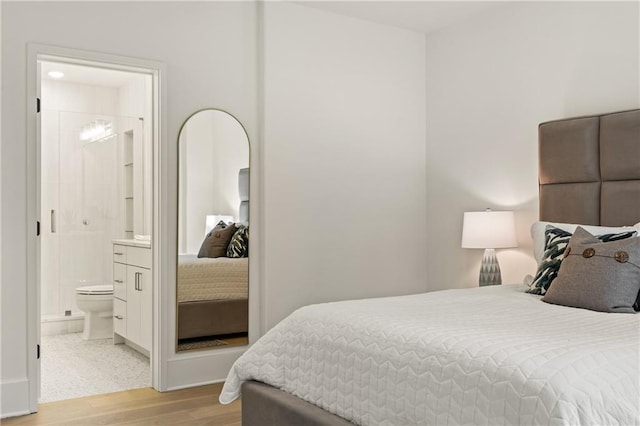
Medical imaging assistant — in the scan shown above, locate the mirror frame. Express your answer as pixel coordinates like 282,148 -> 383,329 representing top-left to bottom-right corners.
175,108 -> 251,352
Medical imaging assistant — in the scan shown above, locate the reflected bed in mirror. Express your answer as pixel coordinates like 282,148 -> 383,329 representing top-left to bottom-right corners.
177,109 -> 250,352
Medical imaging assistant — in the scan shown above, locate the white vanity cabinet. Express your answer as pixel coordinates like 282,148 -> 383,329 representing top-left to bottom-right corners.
112,240 -> 152,355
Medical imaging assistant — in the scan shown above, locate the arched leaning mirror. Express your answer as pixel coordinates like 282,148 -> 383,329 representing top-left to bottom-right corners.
177,109 -> 250,352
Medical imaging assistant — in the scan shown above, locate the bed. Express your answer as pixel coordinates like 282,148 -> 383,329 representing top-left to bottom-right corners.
177,255 -> 248,340
219,110 -> 640,425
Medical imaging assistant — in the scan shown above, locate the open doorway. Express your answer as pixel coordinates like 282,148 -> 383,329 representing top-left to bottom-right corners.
37,58 -> 154,403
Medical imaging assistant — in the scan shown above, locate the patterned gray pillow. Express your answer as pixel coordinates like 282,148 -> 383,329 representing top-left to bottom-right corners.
527,225 -> 637,295
227,225 -> 249,258
542,227 -> 640,313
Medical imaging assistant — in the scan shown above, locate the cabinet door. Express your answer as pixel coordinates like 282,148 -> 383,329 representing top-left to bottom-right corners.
126,265 -> 151,352
138,268 -> 152,352
126,266 -> 143,347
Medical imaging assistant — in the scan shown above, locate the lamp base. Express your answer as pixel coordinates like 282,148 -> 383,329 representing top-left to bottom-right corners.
479,248 -> 502,287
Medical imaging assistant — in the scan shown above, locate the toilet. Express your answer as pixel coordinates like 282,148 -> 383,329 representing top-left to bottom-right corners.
75,284 -> 114,340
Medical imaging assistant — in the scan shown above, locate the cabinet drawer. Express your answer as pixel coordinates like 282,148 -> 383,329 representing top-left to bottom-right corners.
113,244 -> 127,263
113,263 -> 126,301
127,246 -> 151,269
113,298 -> 127,337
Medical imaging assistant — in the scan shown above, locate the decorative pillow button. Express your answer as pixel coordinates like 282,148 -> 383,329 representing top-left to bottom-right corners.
215,232 -> 221,238
614,251 -> 629,263
582,248 -> 595,258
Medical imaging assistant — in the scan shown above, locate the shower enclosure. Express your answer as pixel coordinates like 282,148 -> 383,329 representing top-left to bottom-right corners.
41,111 -> 144,326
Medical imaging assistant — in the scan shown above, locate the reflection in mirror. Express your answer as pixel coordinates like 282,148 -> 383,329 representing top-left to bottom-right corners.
177,109 -> 249,352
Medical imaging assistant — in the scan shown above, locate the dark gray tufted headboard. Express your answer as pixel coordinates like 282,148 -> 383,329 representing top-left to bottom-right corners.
539,109 -> 640,227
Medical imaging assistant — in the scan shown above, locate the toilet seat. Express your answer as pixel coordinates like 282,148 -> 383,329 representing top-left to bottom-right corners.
76,284 -> 113,295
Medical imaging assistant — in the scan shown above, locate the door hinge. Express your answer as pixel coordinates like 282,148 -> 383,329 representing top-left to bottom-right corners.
37,344 -> 40,359
37,97 -> 41,113
36,221 -> 40,236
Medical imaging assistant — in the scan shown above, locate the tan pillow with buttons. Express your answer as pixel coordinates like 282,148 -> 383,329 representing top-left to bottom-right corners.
542,226 -> 640,313
197,222 -> 237,258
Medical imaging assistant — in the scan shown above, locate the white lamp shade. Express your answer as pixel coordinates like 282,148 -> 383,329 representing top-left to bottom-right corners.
205,214 -> 234,236
461,210 -> 517,249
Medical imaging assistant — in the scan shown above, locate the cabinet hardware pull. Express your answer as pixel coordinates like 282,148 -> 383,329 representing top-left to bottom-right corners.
51,210 -> 56,233
114,252 -> 124,256
114,315 -> 123,320
114,280 -> 123,283
135,272 -> 142,291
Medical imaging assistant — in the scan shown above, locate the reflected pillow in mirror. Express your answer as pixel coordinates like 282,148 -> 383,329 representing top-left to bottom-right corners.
198,221 -> 237,258
227,225 -> 249,258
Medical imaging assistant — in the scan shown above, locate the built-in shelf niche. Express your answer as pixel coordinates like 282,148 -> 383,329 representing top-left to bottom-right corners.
124,129 -> 134,240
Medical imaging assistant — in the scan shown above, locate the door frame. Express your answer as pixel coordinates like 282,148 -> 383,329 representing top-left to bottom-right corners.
26,43 -> 167,412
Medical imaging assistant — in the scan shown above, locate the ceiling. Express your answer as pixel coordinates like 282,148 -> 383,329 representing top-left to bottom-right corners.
297,1 -> 503,34
41,2 -> 503,87
40,61 -> 145,88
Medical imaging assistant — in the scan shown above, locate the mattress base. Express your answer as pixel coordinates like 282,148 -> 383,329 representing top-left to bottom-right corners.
178,298 -> 248,340
241,381 -> 352,426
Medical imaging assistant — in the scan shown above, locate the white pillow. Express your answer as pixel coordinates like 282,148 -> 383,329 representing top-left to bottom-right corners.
531,221 -> 638,265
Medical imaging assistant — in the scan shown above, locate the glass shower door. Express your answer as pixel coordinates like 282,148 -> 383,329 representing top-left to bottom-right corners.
41,111 -> 130,317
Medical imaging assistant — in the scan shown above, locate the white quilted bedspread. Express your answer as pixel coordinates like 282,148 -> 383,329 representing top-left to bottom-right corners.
220,285 -> 640,425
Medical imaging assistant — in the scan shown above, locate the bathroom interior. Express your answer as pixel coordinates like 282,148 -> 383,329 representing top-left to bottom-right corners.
39,60 -> 153,402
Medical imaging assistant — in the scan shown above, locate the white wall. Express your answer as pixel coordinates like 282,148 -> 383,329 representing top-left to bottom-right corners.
211,113 -> 250,221
1,1 -> 258,416
179,114 -> 216,253
424,1 -> 640,291
262,3 -> 427,329
43,80 -> 118,115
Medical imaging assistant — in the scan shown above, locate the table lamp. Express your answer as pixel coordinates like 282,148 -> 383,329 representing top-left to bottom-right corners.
205,215 -> 234,236
461,209 -> 517,286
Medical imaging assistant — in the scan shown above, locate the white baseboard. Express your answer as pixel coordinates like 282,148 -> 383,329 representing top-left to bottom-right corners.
1,378 -> 31,419
166,347 -> 245,391
166,378 -> 224,392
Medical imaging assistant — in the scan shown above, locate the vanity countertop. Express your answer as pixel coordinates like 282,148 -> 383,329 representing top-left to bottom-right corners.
112,238 -> 151,248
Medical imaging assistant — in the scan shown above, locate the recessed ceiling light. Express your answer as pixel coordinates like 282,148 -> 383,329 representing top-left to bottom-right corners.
47,71 -> 64,79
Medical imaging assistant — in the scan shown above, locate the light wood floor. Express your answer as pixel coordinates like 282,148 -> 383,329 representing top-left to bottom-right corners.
2,383 -> 241,426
